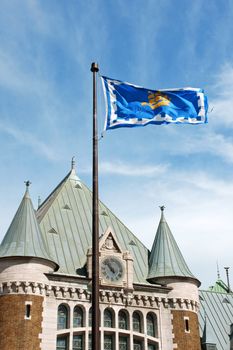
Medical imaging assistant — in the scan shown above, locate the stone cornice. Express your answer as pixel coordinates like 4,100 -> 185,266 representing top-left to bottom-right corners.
0,280 -> 199,312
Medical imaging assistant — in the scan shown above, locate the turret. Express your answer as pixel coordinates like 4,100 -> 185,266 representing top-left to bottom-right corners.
148,206 -> 200,297
0,181 -> 58,281
148,207 -> 201,350
0,182 -> 58,350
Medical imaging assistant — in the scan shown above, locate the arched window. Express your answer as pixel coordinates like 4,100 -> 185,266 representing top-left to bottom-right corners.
147,313 -> 158,338
57,304 -> 68,330
133,311 -> 142,333
118,310 -> 128,330
147,313 -> 154,336
73,306 -> 84,327
88,308 -> 92,327
104,308 -> 114,328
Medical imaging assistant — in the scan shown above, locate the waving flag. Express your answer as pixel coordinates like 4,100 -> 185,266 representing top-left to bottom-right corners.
101,76 -> 208,131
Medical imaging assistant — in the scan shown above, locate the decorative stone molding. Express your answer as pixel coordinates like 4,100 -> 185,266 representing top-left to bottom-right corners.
0,280 -> 200,312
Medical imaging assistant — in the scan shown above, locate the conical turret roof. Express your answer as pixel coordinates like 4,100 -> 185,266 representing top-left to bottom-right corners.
0,182 -> 58,268
147,207 -> 199,285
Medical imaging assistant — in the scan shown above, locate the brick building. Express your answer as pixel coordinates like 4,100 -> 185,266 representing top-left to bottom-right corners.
0,162 -> 207,350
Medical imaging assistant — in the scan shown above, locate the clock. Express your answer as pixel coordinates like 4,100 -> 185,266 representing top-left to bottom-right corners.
101,256 -> 124,283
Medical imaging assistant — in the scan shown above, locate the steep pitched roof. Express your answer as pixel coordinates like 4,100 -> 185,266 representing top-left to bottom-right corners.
0,184 -> 57,267
36,167 -> 149,283
147,207 -> 199,284
202,316 -> 217,347
199,289 -> 233,350
208,279 -> 229,293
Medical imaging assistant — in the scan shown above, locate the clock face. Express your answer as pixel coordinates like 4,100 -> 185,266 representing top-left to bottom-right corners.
101,257 -> 124,283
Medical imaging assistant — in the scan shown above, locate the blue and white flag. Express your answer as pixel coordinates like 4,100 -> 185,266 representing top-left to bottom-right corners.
101,76 -> 208,130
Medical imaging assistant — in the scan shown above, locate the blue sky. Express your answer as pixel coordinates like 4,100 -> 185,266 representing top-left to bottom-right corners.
0,0 -> 233,289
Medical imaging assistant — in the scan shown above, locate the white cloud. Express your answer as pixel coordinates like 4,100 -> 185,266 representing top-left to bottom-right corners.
209,64 -> 233,127
0,122 -> 56,160
100,166 -> 233,288
99,161 -> 168,176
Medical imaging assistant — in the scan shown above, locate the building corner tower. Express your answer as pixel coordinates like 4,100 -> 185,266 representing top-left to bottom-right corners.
147,207 -> 201,350
0,182 -> 58,350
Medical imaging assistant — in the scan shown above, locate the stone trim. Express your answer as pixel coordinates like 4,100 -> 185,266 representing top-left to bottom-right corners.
0,280 -> 199,312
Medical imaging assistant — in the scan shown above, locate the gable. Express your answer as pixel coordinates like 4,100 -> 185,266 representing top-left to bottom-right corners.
36,171 -> 149,284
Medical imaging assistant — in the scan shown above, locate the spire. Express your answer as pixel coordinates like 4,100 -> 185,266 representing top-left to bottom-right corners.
217,261 -> 220,280
0,182 -> 58,269
71,156 -> 75,171
24,180 -> 31,199
147,206 -> 200,285
69,156 -> 81,182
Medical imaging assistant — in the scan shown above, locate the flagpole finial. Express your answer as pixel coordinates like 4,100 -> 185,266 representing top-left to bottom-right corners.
91,62 -> 99,73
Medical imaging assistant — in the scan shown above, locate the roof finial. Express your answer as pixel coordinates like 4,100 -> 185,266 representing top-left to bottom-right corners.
217,261 -> 220,280
71,156 -> 75,171
24,180 -> 31,197
224,267 -> 231,293
159,205 -> 165,212
24,180 -> 31,188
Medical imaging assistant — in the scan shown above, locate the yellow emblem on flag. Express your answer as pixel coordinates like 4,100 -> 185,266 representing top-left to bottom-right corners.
141,92 -> 171,110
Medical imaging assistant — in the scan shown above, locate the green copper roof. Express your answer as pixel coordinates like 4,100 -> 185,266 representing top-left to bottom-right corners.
36,167 -> 149,283
202,316 -> 217,347
147,207 -> 199,283
208,279 -> 229,293
199,289 -> 233,350
0,184 -> 57,266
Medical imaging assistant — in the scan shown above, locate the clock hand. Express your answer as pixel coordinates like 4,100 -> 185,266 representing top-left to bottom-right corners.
109,264 -> 115,274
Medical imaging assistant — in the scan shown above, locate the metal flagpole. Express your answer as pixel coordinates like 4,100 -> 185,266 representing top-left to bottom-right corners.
91,62 -> 100,350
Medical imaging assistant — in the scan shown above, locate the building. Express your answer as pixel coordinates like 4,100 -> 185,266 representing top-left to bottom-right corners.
0,162 -> 230,350
199,279 -> 233,350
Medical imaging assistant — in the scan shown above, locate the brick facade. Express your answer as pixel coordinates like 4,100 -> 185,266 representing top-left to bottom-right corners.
172,310 -> 201,350
0,294 -> 43,350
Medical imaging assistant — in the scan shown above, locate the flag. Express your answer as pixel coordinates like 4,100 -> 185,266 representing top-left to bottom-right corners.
101,76 -> 208,130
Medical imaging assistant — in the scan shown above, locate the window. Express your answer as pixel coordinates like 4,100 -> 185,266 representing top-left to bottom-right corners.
89,307 -> 100,327
148,343 -> 159,350
57,336 -> 68,350
118,310 -> 128,330
104,309 -> 114,328
73,334 -> 84,350
147,313 -> 158,337
133,312 -> 142,333
88,333 -> 92,350
25,302 -> 32,320
133,339 -> 143,350
119,336 -> 128,350
88,308 -> 92,327
184,317 -> 190,333
57,304 -> 68,330
104,334 -> 114,350
73,306 -> 84,327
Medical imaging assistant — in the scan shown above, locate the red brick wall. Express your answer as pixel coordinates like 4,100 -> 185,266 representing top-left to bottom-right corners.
172,310 -> 201,350
0,294 -> 43,350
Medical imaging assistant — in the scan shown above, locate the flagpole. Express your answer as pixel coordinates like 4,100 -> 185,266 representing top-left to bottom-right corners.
91,62 -> 100,350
